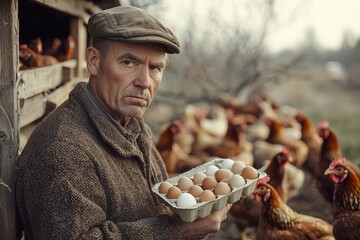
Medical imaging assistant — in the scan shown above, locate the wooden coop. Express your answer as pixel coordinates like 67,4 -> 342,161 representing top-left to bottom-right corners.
0,0 -> 119,239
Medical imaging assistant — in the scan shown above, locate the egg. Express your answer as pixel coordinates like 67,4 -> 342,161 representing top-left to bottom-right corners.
193,172 -> 207,185
166,186 -> 182,199
176,192 -> 197,207
199,190 -> 216,202
214,182 -> 231,196
221,159 -> 235,170
177,176 -> 194,191
231,161 -> 246,174
240,166 -> 259,179
215,169 -> 233,182
188,185 -> 203,197
201,176 -> 218,190
229,174 -> 246,188
206,165 -> 219,177
158,181 -> 173,194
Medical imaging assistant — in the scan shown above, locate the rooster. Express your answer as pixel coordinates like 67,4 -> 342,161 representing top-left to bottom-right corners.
324,156 -> 360,240
230,148 -> 293,239
254,177 -> 334,240
316,120 -> 360,203
19,44 -> 59,70
265,117 -> 308,168
294,112 -> 323,176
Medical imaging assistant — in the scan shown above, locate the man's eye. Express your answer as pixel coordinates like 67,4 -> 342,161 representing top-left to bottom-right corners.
150,66 -> 161,72
123,60 -> 134,66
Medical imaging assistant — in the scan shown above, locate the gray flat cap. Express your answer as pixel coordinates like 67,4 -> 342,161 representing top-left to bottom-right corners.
88,6 -> 180,54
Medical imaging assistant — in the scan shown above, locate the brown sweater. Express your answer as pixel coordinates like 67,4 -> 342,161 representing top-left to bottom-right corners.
15,83 -> 184,240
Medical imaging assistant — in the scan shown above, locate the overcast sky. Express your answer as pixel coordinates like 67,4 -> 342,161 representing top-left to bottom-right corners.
148,0 -> 360,53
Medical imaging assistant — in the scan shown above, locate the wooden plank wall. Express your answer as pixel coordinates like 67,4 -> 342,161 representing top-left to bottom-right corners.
0,0 -> 19,239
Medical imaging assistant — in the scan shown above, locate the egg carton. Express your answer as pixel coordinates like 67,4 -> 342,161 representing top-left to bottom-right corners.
152,158 -> 267,222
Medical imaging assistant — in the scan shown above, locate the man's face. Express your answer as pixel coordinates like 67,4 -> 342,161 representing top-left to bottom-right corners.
88,41 -> 167,121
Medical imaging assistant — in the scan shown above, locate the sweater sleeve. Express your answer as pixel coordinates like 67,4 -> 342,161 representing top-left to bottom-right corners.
16,141 -> 183,240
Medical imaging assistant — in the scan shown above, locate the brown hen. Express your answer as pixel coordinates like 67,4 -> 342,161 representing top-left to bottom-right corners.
230,149 -> 293,239
316,120 -> 360,203
254,178 -> 334,240
19,44 -> 58,70
324,157 -> 360,240
156,120 -> 203,175
265,117 -> 308,168
294,112 -> 323,176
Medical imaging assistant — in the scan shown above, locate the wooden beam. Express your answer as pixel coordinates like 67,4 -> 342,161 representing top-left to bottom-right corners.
0,0 -> 19,239
30,0 -> 92,22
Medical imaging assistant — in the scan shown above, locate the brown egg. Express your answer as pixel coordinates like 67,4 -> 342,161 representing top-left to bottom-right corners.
201,176 -> 218,190
177,176 -> 194,191
231,161 -> 246,174
199,190 -> 216,202
166,186 -> 182,199
193,172 -> 207,185
214,182 -> 231,196
188,185 -> 203,197
158,181 -> 173,194
240,166 -> 259,179
215,169 -> 234,182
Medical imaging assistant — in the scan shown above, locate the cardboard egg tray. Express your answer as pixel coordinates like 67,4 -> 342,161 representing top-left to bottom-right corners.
152,158 -> 267,222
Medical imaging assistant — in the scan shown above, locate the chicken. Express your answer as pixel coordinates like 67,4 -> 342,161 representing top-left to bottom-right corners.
294,112 -> 323,176
324,156 -> 360,240
230,148 -> 293,239
265,117 -> 308,168
202,118 -> 253,165
56,35 -> 75,62
19,44 -> 59,70
254,177 -> 334,240
43,35 -> 75,62
316,120 -> 360,203
199,105 -> 228,138
156,120 -> 182,174
252,140 -> 283,169
28,37 -> 43,54
156,120 -> 203,175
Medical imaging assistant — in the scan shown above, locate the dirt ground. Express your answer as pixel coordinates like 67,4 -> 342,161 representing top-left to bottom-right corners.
209,170 -> 333,240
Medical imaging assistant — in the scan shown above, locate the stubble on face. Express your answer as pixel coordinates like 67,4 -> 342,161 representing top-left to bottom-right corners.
90,41 -> 167,126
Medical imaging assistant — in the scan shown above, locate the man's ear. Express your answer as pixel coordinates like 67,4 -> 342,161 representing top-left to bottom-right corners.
86,46 -> 100,75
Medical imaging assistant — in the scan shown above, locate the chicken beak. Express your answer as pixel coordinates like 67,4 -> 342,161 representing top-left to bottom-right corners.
288,156 -> 293,162
324,168 -> 334,175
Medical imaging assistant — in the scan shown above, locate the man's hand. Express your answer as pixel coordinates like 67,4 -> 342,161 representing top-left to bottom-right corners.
177,203 -> 232,240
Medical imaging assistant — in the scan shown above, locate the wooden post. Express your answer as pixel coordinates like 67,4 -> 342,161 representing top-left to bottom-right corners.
0,0 -> 19,239
70,18 -> 87,81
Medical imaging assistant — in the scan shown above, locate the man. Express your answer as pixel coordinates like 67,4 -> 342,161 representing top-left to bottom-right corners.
15,6 -> 231,240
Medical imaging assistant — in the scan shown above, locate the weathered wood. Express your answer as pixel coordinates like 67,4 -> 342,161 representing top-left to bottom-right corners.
18,59 -> 77,100
0,0 -> 19,239
70,18 -> 87,80
29,0 -> 91,22
19,94 -> 46,128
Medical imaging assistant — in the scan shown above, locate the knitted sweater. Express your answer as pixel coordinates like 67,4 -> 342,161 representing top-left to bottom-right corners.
15,83 -> 184,240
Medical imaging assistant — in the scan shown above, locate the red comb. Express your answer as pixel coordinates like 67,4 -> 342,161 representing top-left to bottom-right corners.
316,120 -> 329,130
329,156 -> 346,169
256,176 -> 270,187
281,147 -> 291,157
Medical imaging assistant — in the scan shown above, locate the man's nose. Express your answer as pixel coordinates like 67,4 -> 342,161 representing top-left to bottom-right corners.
134,65 -> 151,88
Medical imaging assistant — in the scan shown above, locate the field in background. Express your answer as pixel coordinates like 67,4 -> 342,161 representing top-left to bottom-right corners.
267,78 -> 360,165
